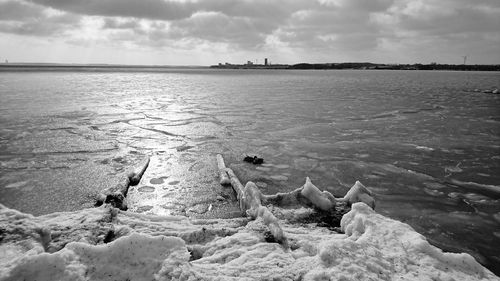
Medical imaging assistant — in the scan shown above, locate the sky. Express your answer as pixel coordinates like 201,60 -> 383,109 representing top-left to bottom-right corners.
0,0 -> 499,65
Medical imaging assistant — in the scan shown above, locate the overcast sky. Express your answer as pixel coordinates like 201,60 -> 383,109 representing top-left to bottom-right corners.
0,0 -> 499,65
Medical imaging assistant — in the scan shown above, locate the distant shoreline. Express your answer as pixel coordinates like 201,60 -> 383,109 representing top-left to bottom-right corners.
1,62 -> 499,71
210,62 -> 500,71
0,64 -> 209,73
0,63 -> 207,68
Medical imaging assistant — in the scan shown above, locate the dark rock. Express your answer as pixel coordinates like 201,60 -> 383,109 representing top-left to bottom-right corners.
243,155 -> 264,165
103,229 -> 115,243
188,245 -> 205,261
243,155 -> 254,163
252,157 -> 264,165
263,230 -> 279,243
104,193 -> 127,210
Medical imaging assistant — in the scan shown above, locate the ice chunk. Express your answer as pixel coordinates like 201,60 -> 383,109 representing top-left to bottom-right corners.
300,177 -> 335,211
216,154 -> 231,185
341,181 -> 375,209
243,182 -> 286,244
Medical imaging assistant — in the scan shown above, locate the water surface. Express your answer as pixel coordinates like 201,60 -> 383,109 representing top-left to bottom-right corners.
0,69 -> 499,273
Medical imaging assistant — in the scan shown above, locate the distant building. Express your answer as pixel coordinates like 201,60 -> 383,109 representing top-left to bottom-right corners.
264,58 -> 268,66
247,61 -> 253,65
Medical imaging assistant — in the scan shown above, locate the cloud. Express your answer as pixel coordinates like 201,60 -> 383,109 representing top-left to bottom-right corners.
15,0 -> 312,50
1,0 -> 499,64
392,2 -> 500,35
0,0 -> 44,20
319,0 -> 393,12
0,0 -> 81,36
102,18 -> 142,30
26,0 -> 312,21
0,14 -> 81,36
26,0 -> 195,20
371,0 -> 500,57
200,0 -> 313,20
271,1 -> 392,53
167,11 -> 276,49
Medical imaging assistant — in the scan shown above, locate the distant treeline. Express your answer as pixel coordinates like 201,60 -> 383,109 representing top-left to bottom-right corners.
289,63 -> 500,71
290,63 -> 376,69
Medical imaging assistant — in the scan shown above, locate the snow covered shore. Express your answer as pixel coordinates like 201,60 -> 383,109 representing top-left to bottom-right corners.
1,202 -> 497,281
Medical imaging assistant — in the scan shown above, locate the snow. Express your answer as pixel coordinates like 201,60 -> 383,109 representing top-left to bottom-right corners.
1,203 -> 498,281
4,233 -> 186,281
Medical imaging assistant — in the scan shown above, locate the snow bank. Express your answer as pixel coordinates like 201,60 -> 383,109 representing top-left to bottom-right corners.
0,203 -> 497,281
4,233 -> 186,281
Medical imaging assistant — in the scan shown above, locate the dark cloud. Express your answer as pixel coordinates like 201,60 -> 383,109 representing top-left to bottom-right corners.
319,0 -> 393,12
396,7 -> 500,35
0,13 -> 81,36
201,0 -> 314,20
26,0 -> 313,21
0,0 -> 81,37
0,0 -> 44,20
27,0 -> 196,20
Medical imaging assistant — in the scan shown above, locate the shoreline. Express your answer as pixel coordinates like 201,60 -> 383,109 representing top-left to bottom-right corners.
0,154 -> 498,279
1,63 -> 499,72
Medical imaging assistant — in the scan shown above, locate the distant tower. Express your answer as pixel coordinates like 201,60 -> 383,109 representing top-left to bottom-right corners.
462,55 -> 467,65
264,58 -> 268,66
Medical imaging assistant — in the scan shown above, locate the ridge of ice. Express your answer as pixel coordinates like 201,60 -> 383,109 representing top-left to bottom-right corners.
0,203 -> 498,281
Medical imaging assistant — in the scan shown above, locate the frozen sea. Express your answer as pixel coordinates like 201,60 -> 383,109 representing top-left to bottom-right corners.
0,67 -> 499,274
